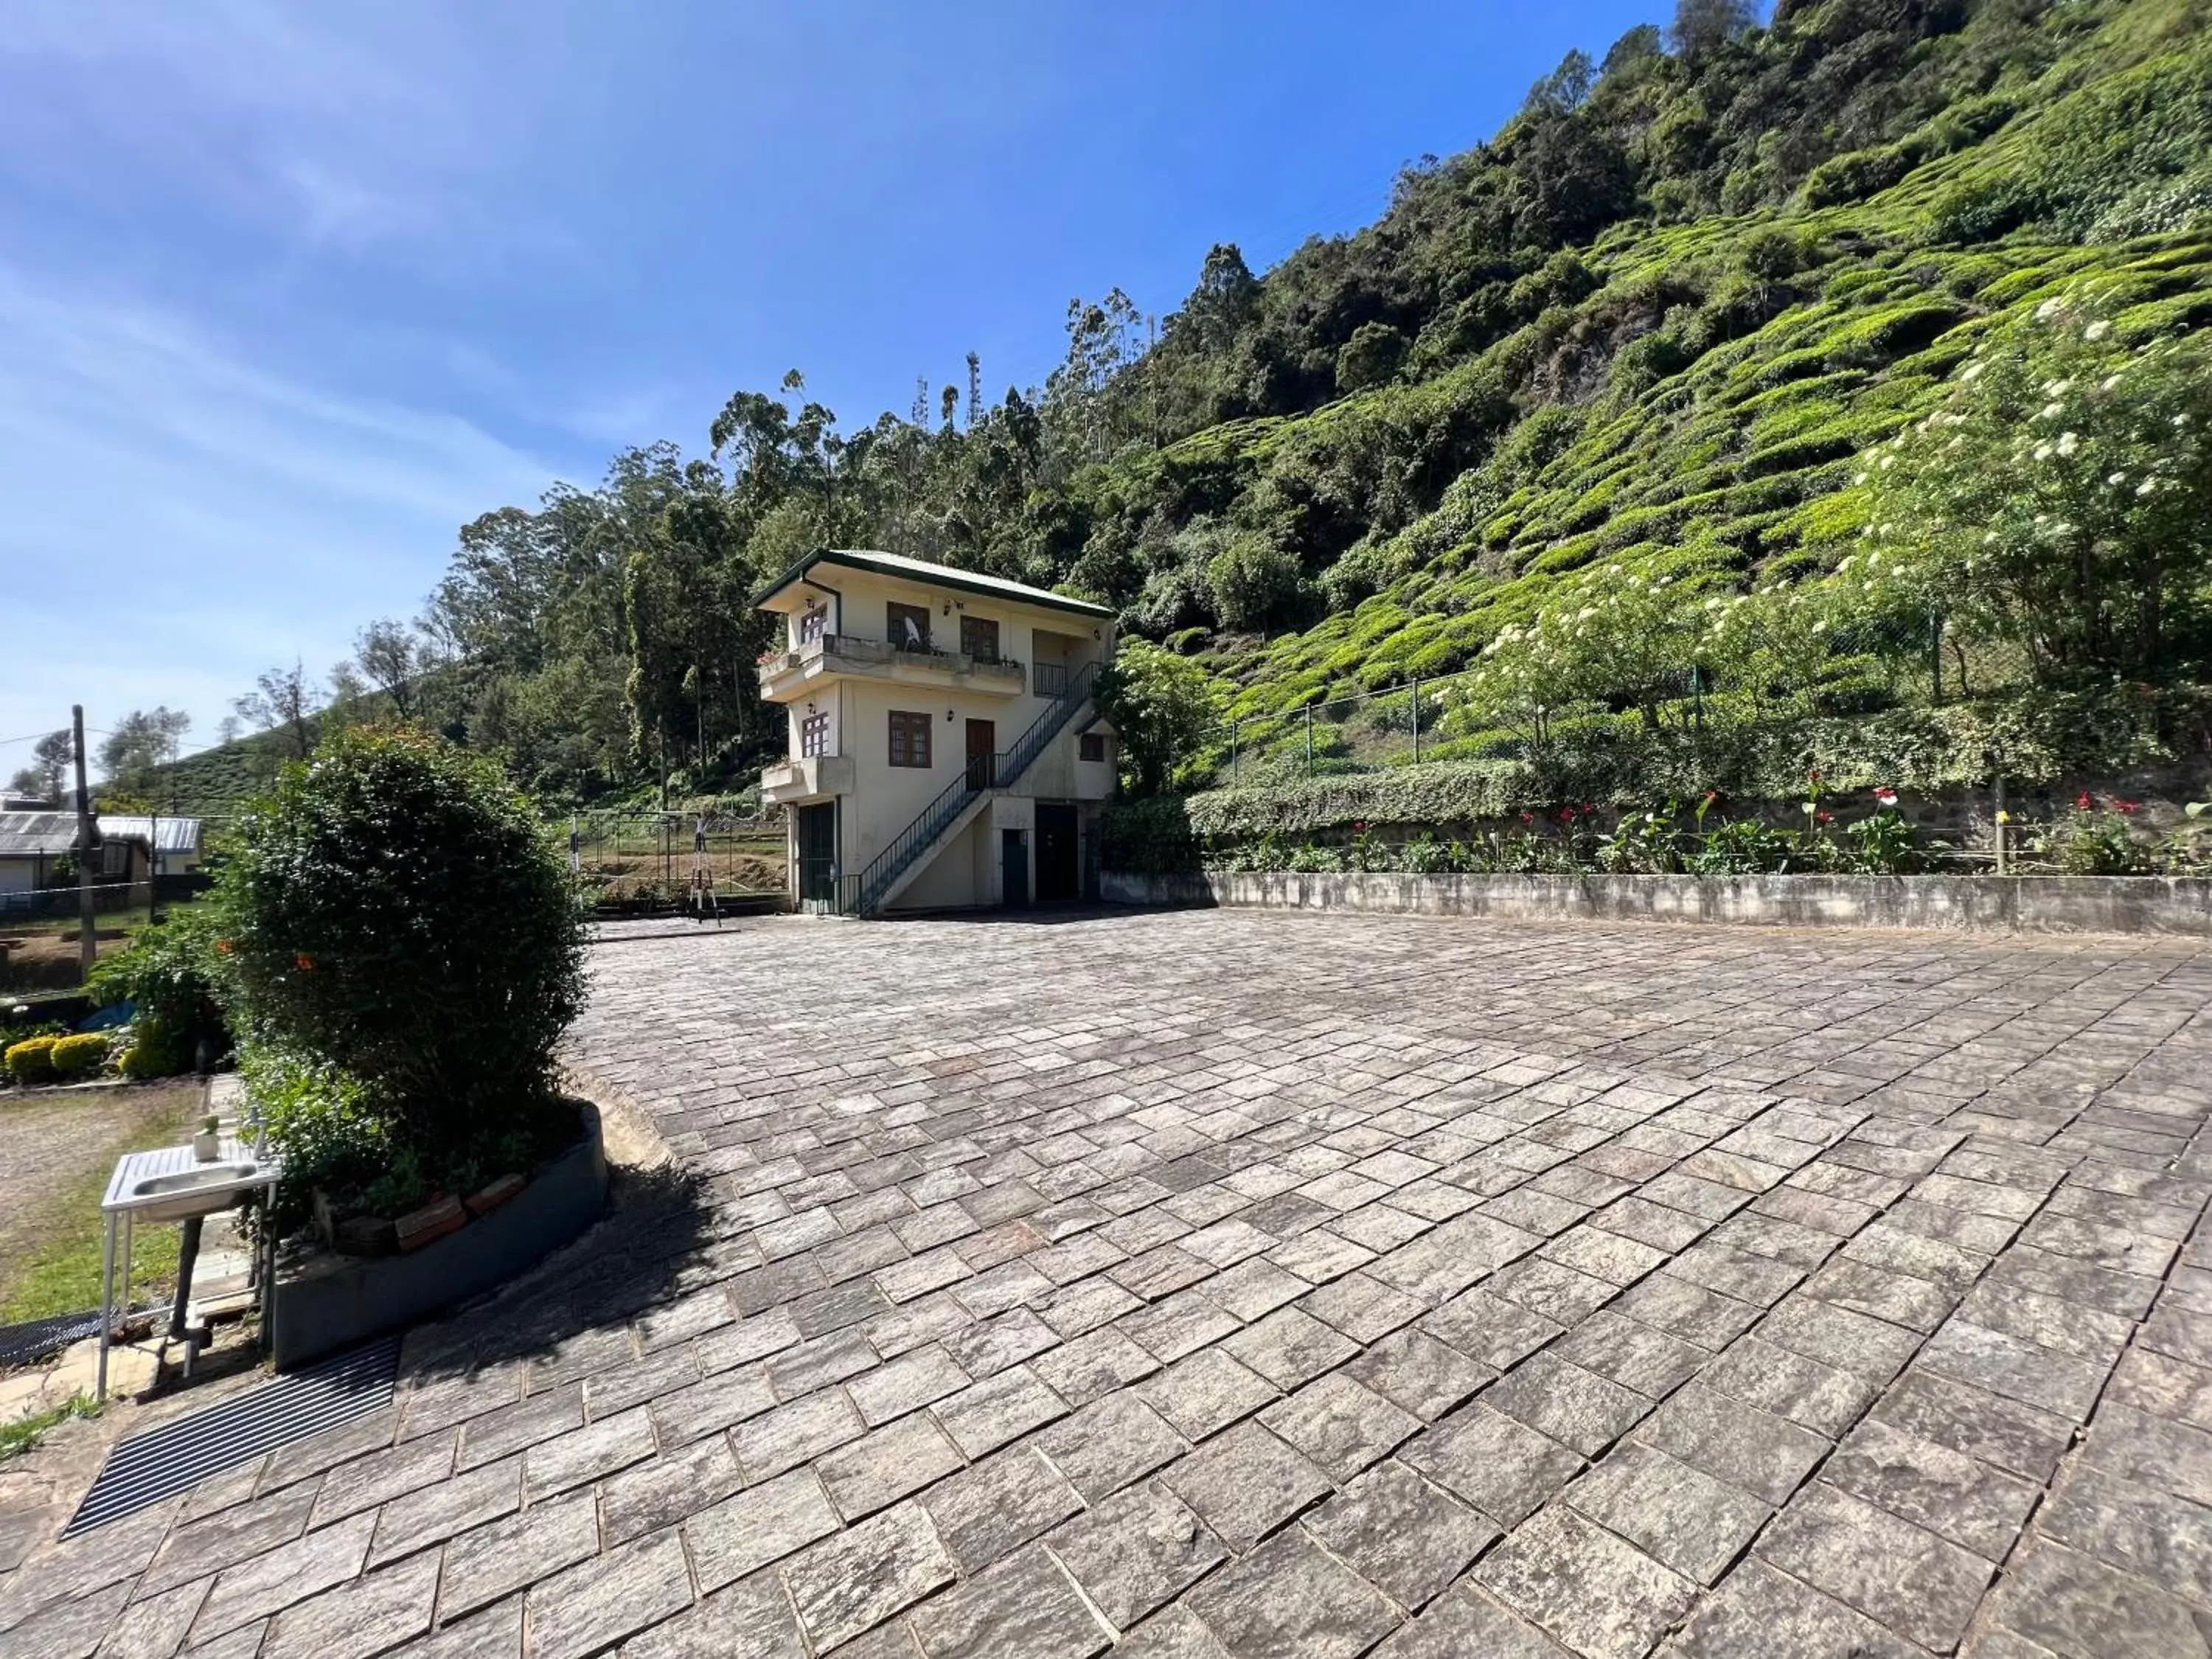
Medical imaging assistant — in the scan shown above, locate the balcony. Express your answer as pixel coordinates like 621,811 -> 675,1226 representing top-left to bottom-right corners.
758,633 -> 1028,704
759,754 -> 855,807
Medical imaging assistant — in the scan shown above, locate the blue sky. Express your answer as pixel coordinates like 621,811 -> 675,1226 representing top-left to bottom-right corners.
0,0 -> 1654,766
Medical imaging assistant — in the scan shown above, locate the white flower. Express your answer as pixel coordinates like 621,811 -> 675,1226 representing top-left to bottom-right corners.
1960,362 -> 1986,382
2039,402 -> 2063,421
2036,298 -> 2064,321
2033,443 -> 2053,461
2108,472 -> 2127,487
1879,454 -> 1896,470
2138,479 -> 2157,497
1983,531 -> 1998,544
2056,431 -> 2080,457
2102,375 -> 2122,392
1852,472 -> 1868,485
2085,320 -> 2111,341
2044,379 -> 2072,397
2177,413 -> 2192,427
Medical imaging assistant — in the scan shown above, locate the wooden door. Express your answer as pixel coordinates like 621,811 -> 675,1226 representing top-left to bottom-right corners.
965,719 -> 995,790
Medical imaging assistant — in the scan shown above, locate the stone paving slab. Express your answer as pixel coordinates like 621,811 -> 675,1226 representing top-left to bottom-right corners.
4,909 -> 2212,1658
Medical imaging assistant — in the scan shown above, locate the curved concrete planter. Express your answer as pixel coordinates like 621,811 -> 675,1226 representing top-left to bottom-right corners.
271,1102 -> 609,1369
1101,870 -> 2212,936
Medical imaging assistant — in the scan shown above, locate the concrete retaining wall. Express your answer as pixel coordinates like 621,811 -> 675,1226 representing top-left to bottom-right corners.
1099,870 -> 2212,936
271,1102 -> 610,1369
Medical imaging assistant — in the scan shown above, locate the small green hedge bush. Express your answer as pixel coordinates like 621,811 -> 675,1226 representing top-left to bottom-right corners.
4,1037 -> 58,1085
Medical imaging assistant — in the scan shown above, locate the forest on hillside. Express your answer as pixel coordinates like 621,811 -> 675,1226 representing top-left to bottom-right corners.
89,0 -> 2212,820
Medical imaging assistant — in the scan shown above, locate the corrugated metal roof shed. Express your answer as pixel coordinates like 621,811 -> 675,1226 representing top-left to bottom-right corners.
0,813 -> 77,858
0,813 -> 193,858
97,815 -> 202,855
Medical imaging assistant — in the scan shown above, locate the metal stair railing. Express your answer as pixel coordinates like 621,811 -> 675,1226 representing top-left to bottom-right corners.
849,661 -> 1099,914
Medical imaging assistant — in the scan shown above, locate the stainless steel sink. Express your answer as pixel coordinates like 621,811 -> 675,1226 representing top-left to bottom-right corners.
127,1164 -> 269,1222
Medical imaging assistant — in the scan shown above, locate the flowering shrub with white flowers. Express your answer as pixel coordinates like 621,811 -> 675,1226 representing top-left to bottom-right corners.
1464,562 -> 1713,734
1849,294 -> 2212,681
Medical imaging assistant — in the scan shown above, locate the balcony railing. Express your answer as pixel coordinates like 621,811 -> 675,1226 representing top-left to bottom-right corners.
760,633 -> 1027,684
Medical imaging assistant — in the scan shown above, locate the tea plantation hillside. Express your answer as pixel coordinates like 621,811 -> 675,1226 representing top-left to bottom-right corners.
134,0 -> 2212,816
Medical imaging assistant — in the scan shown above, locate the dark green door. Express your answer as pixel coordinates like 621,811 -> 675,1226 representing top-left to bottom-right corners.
797,803 -> 838,911
1001,830 -> 1028,908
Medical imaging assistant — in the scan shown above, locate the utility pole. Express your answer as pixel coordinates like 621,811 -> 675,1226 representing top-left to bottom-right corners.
72,705 -> 95,978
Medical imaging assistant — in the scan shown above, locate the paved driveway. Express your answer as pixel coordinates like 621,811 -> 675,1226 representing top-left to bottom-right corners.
5,910 -> 2212,1658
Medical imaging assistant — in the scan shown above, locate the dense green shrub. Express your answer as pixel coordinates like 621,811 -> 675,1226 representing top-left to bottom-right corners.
86,908 -> 229,1079
1098,797 -> 1202,876
1096,642 -> 1225,796
238,1043 -> 414,1235
4,1037 -> 58,1086
222,726 -> 585,1206
47,1033 -> 111,1080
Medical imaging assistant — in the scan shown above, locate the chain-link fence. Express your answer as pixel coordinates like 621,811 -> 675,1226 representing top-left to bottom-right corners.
561,811 -> 787,908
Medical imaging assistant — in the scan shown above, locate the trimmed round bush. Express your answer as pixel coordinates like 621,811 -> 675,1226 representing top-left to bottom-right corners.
49,1032 -> 110,1079
221,726 -> 584,1168
4,1036 -> 58,1085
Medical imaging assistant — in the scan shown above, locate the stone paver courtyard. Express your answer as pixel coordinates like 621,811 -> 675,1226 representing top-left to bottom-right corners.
6,908 -> 2212,1658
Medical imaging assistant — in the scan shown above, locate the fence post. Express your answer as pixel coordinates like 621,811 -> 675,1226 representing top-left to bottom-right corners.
1304,705 -> 1314,775
1992,762 -> 2008,876
1411,677 -> 1422,763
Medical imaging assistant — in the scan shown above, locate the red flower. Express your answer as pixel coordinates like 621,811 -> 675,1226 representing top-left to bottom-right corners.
214,939 -> 233,956
1815,810 -> 1834,826
294,953 -> 316,972
1873,787 -> 1899,807
1703,789 -> 1719,804
2115,799 -> 2142,815
1519,812 -> 1534,825
1807,768 -> 1823,785
1582,803 -> 1597,814
1352,820 -> 1368,832
1559,807 -> 1578,823
2076,790 -> 2096,811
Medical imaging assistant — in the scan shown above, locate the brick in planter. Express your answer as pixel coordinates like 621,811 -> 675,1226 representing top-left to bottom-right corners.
395,1194 -> 467,1253
465,1174 -> 526,1217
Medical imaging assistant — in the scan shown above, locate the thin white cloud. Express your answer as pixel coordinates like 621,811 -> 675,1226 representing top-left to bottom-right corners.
0,264 -> 565,751
0,0 -> 566,268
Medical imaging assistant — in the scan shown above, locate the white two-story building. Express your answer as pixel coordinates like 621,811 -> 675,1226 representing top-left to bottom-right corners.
753,549 -> 1117,914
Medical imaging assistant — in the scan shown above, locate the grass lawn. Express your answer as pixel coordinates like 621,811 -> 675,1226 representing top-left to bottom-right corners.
0,1082 -> 201,1324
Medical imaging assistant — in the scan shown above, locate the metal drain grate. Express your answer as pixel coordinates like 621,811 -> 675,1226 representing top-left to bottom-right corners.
0,1307 -> 156,1371
65,1336 -> 402,1536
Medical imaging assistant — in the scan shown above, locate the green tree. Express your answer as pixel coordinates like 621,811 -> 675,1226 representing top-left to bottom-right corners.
99,707 -> 192,792
352,619 -> 423,720
1097,641 -> 1224,796
233,661 -> 317,760
7,731 -> 72,801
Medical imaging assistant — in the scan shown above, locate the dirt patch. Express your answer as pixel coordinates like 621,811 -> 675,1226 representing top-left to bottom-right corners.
0,931 -> 128,994
0,1082 -> 203,1320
